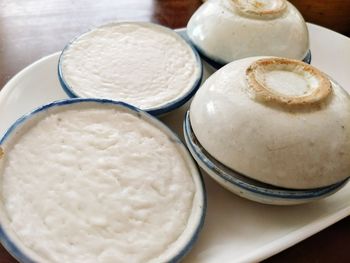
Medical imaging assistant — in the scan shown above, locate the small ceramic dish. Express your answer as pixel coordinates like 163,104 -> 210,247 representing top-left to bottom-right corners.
0,99 -> 206,263
58,22 -> 203,116
195,47 -> 311,69
184,111 -> 348,205
186,55 -> 350,204
187,0 -> 310,68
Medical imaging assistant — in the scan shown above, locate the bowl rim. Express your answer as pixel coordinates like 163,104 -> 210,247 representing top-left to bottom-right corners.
0,98 -> 207,263
189,40 -> 312,69
57,21 -> 203,116
183,110 -> 348,201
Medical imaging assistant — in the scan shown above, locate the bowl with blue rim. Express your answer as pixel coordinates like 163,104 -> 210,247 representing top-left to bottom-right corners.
183,55 -> 350,205
187,0 -> 312,69
184,111 -> 348,205
0,98 -> 206,262
58,21 -> 203,116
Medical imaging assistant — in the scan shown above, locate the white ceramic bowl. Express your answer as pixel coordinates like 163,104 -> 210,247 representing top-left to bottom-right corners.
0,99 -> 206,263
58,22 -> 203,116
187,56 -> 350,195
184,111 -> 348,205
187,0 -> 310,67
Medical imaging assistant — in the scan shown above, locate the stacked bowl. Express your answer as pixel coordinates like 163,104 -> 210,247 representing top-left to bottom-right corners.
187,0 -> 311,68
183,0 -> 349,205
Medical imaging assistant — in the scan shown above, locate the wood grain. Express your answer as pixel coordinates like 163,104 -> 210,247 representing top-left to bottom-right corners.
0,0 -> 349,262
290,0 -> 350,37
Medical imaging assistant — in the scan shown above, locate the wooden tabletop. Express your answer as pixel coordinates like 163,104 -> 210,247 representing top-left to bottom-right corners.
0,0 -> 349,262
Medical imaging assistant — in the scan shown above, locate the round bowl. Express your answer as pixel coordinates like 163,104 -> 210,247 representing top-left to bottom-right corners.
184,111 -> 348,205
0,99 -> 206,263
187,0 -> 310,68
197,47 -> 311,69
187,56 -> 350,201
58,22 -> 203,116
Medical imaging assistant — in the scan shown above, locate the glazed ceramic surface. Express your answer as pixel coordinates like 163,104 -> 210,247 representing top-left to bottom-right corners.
190,56 -> 350,189
184,111 -> 348,205
187,0 -> 309,65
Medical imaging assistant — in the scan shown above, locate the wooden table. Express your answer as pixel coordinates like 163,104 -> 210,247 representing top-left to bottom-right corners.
0,0 -> 349,262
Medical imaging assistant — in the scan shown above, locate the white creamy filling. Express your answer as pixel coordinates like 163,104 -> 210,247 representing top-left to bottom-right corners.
61,23 -> 199,110
2,107 -> 194,263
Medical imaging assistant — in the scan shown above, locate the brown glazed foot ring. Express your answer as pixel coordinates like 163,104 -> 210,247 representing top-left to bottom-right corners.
245,57 -> 332,107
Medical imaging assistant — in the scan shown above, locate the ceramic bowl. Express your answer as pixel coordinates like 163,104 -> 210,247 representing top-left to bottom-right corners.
187,0 -> 310,68
0,99 -> 206,263
184,111 -> 348,205
185,56 -> 350,203
58,22 -> 203,116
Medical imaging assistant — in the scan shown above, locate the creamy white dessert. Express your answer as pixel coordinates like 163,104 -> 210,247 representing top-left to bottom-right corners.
59,22 -> 201,111
190,57 -> 350,189
187,0 -> 309,64
0,103 -> 197,263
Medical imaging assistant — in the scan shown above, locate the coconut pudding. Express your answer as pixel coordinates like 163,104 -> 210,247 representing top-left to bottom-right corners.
0,100 -> 205,263
187,0 -> 310,66
189,57 -> 350,190
58,22 -> 202,115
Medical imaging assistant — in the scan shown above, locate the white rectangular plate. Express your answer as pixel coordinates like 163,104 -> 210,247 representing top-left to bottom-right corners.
0,23 -> 349,262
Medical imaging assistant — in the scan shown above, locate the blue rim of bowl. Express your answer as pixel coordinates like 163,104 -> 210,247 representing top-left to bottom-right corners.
0,98 -> 206,263
183,111 -> 348,200
186,31 -> 312,69
57,22 -> 203,116
169,160 -> 207,263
